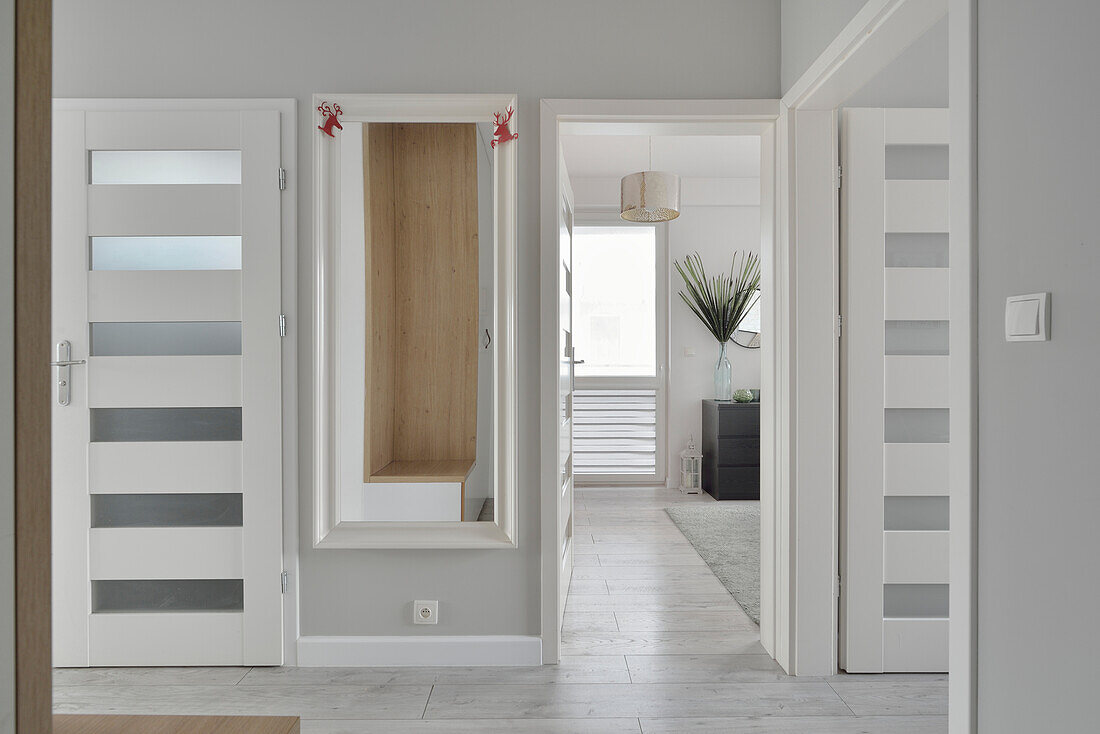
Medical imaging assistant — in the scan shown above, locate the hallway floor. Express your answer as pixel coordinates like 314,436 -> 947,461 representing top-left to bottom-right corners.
53,487 -> 947,732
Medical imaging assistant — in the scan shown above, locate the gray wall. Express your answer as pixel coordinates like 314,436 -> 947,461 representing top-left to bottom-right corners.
978,1 -> 1100,730
843,17 -> 947,108
781,0 -> 868,94
52,0 -> 780,638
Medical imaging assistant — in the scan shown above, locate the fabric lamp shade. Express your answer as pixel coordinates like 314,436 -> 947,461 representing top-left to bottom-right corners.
620,171 -> 681,222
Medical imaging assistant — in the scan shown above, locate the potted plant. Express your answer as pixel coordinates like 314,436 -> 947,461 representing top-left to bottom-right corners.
675,250 -> 761,400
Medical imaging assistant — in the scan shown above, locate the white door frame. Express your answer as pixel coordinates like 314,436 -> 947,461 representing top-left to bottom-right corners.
540,99 -> 786,665
54,97 -> 300,664
780,0 -> 976,728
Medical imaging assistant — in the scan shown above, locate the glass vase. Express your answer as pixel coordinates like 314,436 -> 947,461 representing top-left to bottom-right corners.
714,341 -> 732,401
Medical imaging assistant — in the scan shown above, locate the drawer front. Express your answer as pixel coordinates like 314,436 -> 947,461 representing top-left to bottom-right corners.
718,437 -> 759,466
718,405 -> 760,436
716,465 -> 761,500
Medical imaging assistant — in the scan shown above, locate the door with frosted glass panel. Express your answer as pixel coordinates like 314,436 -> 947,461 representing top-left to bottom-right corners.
840,108 -> 950,673
52,107 -> 284,666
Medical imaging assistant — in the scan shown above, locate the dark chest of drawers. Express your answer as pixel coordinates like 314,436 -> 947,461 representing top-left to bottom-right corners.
701,400 -> 760,501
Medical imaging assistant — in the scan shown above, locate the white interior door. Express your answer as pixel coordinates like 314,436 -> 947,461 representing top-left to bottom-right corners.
556,154 -> 576,633
571,213 -> 668,485
840,108 -> 950,673
52,106 -> 285,666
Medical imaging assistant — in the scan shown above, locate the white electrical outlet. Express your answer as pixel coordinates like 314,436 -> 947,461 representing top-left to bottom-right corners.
414,600 -> 438,625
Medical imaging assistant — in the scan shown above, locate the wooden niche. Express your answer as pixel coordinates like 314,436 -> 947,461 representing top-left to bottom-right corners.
362,122 -> 480,495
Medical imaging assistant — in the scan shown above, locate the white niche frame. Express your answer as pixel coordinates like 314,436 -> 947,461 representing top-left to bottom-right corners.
312,93 -> 518,548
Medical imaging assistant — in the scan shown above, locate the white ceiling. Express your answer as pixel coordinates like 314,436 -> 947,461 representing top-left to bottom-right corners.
561,135 -> 761,180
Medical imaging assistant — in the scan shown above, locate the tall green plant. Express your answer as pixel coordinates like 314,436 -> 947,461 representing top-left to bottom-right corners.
675,250 -> 761,343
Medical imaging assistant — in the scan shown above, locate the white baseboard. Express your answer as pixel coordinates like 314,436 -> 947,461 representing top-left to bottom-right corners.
296,635 -> 542,667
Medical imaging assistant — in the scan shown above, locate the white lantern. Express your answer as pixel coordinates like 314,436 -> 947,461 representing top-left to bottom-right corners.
679,435 -> 703,495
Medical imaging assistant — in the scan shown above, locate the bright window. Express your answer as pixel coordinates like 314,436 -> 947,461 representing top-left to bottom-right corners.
572,225 -> 657,377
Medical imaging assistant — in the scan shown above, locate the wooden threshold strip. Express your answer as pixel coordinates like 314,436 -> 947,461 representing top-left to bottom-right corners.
54,715 -> 300,734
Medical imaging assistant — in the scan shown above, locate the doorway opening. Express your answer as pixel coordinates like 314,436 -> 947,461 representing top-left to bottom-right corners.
542,103 -> 782,675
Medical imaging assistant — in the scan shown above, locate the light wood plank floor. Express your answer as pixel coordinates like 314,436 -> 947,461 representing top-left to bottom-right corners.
53,487 -> 947,732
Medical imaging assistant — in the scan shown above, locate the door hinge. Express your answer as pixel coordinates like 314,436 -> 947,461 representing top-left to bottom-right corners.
835,573 -> 842,598
278,167 -> 287,191
835,164 -> 843,189
279,314 -> 287,337
280,570 -> 288,594
834,314 -> 843,337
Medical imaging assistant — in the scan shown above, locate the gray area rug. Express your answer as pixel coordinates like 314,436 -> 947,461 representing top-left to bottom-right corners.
665,503 -> 760,625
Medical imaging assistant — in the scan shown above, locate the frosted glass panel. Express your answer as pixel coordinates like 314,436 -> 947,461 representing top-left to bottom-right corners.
91,407 -> 242,442
885,144 -> 949,180
90,150 -> 241,185
91,322 -> 241,356
92,579 -> 243,613
92,494 -> 243,528
885,408 -> 949,443
884,583 -> 949,618
885,233 -> 949,268
885,496 -> 949,531
885,320 -> 949,356
91,236 -> 242,270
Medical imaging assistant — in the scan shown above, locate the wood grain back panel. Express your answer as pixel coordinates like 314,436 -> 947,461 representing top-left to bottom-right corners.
391,123 -> 479,463
363,122 -> 397,478
362,122 -> 479,472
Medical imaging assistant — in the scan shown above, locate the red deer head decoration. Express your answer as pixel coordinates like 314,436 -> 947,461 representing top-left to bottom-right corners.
317,102 -> 343,138
491,106 -> 518,149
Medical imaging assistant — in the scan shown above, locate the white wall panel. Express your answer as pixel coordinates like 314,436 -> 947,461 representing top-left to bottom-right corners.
884,355 -> 949,407
87,355 -> 242,407
90,527 -> 243,579
89,441 -> 241,494
87,184 -> 240,236
89,613 -> 243,666
883,618 -> 949,673
884,530 -> 950,583
85,110 -> 241,151
884,268 -> 949,320
88,270 -> 241,322
884,443 -> 949,496
884,180 -> 949,233
884,108 -> 950,145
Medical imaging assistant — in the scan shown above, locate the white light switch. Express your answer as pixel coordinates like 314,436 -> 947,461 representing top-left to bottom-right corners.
1005,292 -> 1050,342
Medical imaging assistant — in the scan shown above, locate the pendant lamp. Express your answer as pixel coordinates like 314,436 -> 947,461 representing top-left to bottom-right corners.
621,137 -> 681,222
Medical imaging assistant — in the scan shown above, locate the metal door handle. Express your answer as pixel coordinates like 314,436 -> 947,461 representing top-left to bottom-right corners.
52,340 -> 85,406
571,359 -> 585,365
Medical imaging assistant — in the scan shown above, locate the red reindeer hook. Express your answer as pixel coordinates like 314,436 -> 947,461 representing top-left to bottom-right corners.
317,102 -> 343,138
491,106 -> 518,149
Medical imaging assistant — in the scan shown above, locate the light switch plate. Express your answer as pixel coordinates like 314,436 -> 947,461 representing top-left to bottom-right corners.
1005,292 -> 1050,342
